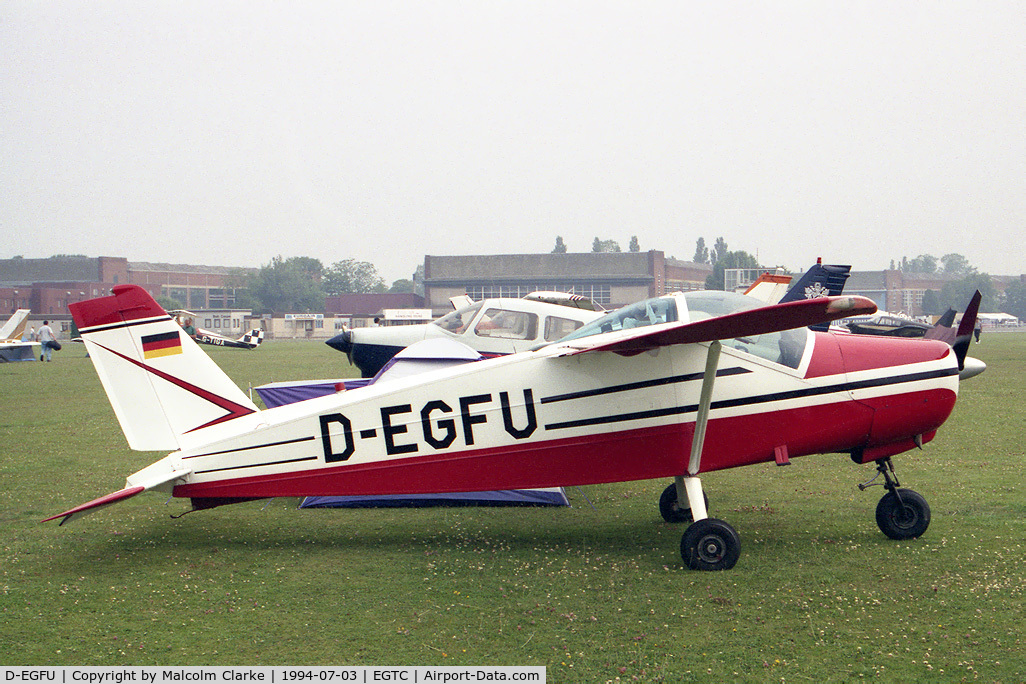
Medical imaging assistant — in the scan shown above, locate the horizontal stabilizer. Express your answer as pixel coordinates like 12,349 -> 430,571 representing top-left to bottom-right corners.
562,295 -> 876,356
42,486 -> 146,526
43,459 -> 192,525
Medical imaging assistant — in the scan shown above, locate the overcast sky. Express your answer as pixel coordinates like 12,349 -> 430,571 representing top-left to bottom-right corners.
3,1 -> 1023,283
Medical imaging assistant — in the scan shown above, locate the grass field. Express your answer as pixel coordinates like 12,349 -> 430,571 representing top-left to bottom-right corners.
2,334 -> 1023,681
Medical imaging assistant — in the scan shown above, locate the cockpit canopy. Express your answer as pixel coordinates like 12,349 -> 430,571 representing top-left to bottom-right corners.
556,291 -> 809,369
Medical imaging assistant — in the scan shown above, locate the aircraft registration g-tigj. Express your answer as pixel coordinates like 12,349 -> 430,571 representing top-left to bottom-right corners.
45,284 -> 985,571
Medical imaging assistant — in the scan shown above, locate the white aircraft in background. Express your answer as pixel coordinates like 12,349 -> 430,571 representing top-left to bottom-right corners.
326,292 -> 605,377
327,261 -> 852,378
0,309 -> 40,362
169,310 -> 264,350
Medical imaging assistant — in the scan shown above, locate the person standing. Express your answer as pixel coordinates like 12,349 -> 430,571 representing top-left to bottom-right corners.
37,320 -> 58,362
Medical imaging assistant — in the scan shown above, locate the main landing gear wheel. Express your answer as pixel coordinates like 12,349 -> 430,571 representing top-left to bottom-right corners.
876,488 -> 931,540
659,482 -> 709,523
680,518 -> 740,571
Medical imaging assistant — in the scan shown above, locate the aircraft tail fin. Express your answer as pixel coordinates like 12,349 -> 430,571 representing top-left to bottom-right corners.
949,290 -> 982,371
238,329 -> 264,348
779,261 -> 851,331
923,290 -> 982,364
70,285 -> 259,451
0,309 -> 31,341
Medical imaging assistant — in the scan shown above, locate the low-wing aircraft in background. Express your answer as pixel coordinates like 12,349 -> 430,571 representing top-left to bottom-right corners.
843,306 -> 983,342
46,284 -> 984,571
0,309 -> 41,362
169,310 -> 264,350
327,261 -> 852,378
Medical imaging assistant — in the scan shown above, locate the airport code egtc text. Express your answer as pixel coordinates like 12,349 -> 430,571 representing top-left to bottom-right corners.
319,390 -> 537,461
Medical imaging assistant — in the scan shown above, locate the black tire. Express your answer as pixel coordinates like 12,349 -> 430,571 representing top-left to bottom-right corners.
680,518 -> 740,571
658,482 -> 708,524
876,488 -> 931,540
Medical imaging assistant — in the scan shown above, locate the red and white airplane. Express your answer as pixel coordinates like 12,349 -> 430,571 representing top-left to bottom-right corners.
45,285 -> 984,571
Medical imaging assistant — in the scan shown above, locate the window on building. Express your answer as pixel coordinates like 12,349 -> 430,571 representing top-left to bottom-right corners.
463,283 -> 611,305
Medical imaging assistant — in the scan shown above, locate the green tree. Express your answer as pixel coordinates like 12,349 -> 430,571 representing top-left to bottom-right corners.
940,253 -> 973,276
711,237 -> 729,265
940,272 -> 997,312
705,250 -> 759,290
552,236 -> 567,254
388,278 -> 415,293
628,235 -> 640,252
591,238 -> 621,253
906,254 -> 938,274
921,289 -> 943,316
1001,279 -> 1026,321
323,258 -> 386,294
248,255 -> 325,313
693,237 -> 709,264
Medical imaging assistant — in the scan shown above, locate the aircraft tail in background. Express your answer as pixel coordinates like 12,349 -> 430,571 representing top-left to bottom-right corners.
0,309 -> 31,341
924,290 -> 984,379
237,329 -> 264,348
70,285 -> 259,451
778,260 -> 851,331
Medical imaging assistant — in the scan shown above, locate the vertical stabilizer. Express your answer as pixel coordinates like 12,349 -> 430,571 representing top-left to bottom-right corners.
70,285 -> 258,451
950,290 -> 982,370
0,309 -> 31,341
779,262 -> 851,331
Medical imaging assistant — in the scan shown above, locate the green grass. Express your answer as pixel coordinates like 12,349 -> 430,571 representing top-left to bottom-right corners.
2,336 -> 1023,681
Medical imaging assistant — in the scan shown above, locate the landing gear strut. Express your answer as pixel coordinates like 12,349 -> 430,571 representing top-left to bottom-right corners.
659,475 -> 740,571
658,481 -> 708,524
859,457 -> 931,540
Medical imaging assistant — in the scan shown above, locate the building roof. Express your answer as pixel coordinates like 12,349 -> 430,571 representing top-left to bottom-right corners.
425,252 -> 658,283
0,256 -> 101,285
325,293 -> 425,316
129,261 -> 252,275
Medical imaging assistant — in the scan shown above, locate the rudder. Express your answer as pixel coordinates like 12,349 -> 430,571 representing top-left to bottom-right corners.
70,285 -> 258,451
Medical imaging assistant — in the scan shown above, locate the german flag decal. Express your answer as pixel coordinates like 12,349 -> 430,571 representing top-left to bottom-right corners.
141,331 -> 182,359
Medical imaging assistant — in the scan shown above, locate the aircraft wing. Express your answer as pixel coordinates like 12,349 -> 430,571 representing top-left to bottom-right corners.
559,295 -> 876,356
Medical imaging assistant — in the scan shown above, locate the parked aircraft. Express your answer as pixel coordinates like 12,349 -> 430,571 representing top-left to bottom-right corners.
0,309 -> 40,362
169,310 -> 264,350
843,301 -> 982,343
328,262 -> 851,378
46,284 -> 985,570
326,292 -> 605,377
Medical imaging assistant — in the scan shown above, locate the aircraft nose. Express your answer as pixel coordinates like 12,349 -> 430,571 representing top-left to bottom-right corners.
959,356 -> 986,381
326,330 -> 353,356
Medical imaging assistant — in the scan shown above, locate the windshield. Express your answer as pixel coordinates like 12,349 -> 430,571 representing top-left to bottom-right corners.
557,296 -> 680,343
433,303 -> 483,334
555,290 -> 808,369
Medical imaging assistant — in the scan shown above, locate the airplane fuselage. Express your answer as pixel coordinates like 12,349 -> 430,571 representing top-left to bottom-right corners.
155,330 -> 958,502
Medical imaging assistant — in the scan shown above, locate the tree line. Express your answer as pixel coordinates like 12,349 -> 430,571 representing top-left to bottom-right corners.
191,256 -> 413,314
162,245 -> 1025,321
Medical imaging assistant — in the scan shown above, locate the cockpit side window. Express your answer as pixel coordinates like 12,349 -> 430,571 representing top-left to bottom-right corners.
474,308 -> 538,340
727,327 -> 809,369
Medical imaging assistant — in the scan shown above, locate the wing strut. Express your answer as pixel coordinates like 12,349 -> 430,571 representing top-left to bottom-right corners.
675,340 -> 721,521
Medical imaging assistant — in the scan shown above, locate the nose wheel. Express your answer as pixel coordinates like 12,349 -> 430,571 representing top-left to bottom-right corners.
860,458 -> 931,540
